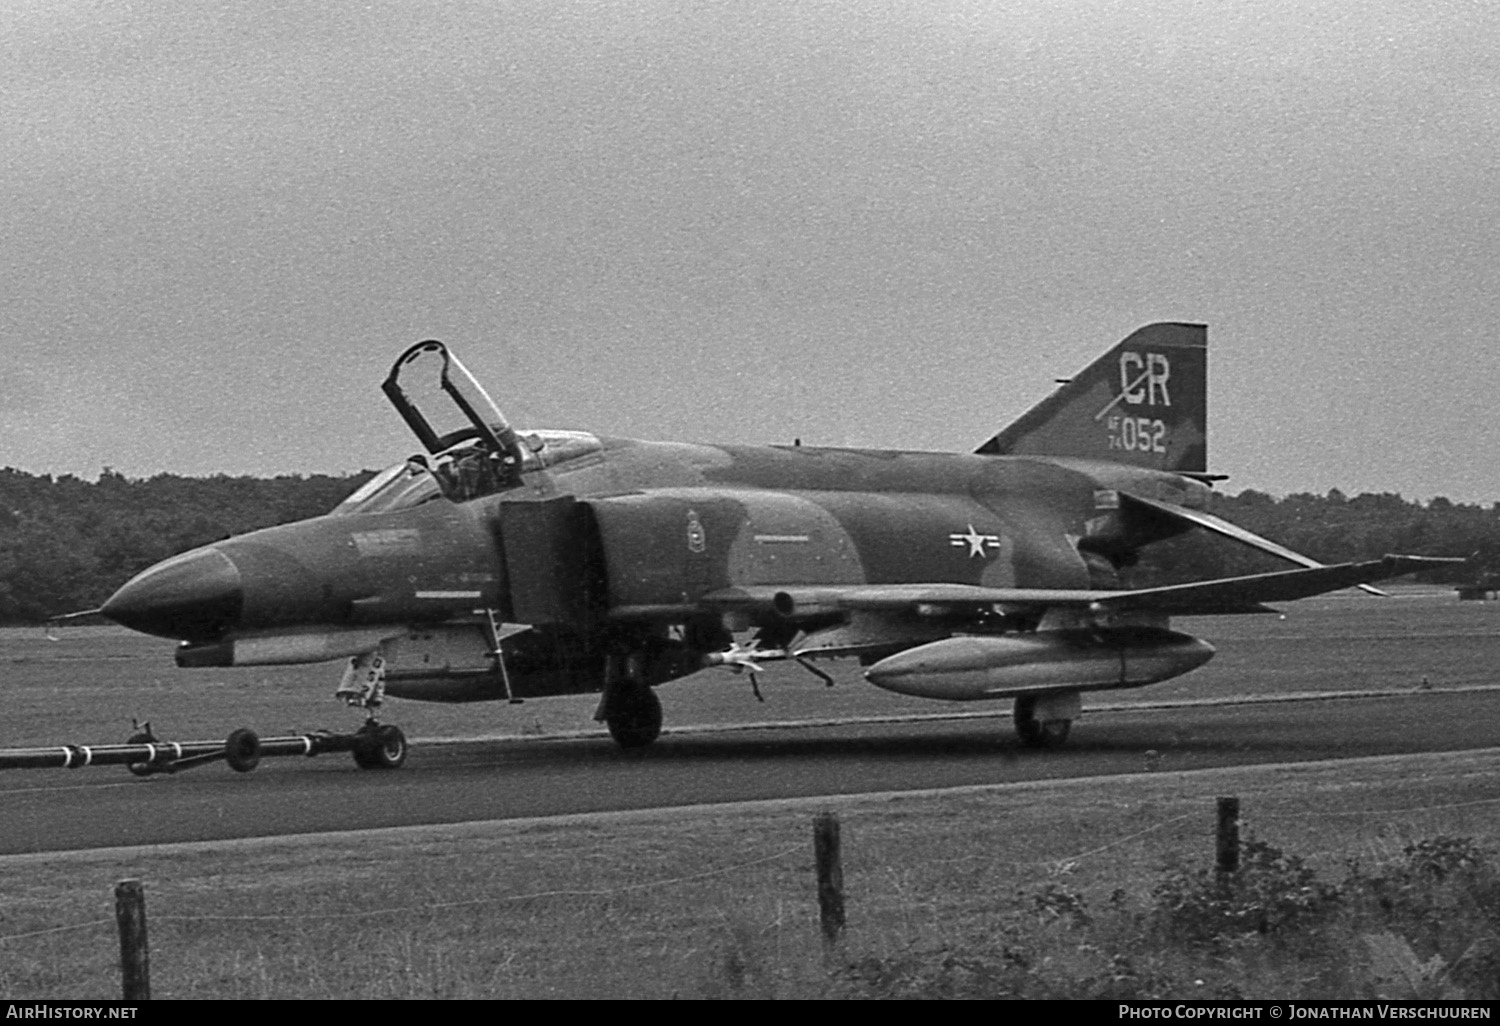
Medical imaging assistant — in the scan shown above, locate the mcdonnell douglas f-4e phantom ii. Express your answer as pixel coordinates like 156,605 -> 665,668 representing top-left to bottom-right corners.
98,324 -> 1452,766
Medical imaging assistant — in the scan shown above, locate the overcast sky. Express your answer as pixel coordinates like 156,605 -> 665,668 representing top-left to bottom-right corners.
3,1 -> 1497,501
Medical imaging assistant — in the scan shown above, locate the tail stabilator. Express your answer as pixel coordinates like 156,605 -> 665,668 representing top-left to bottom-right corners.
978,322 -> 1207,474
1116,491 -> 1389,597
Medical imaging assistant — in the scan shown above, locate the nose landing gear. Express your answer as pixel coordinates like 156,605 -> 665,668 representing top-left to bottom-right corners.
351,721 -> 409,770
337,649 -> 409,769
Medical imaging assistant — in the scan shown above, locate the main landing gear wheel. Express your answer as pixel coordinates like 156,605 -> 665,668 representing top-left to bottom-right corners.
605,686 -> 663,750
352,723 -> 408,770
1014,696 -> 1072,749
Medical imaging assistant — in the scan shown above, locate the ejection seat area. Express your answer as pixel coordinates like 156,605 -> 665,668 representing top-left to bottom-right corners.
330,430 -> 607,515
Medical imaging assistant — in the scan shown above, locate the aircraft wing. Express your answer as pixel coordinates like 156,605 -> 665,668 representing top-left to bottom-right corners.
699,554 -> 1456,620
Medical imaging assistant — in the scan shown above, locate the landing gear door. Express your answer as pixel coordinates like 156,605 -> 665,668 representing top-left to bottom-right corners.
499,495 -> 600,631
382,340 -> 526,470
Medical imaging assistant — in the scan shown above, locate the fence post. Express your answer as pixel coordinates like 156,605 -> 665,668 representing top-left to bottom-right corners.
1216,797 -> 1241,875
115,879 -> 150,1000
813,812 -> 845,945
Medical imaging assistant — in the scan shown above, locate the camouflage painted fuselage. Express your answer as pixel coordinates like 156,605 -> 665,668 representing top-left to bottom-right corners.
104,433 -> 1207,702
580,438 -> 1205,607
98,324 -> 1457,752
94,326 -> 1464,758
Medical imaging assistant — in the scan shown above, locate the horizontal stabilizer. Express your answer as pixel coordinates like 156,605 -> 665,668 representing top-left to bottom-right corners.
1093,555 -> 1458,614
1120,492 -> 1319,567
1120,491 -> 1392,596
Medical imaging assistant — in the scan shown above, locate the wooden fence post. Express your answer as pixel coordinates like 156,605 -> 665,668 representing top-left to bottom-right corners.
813,812 -> 845,945
1216,797 -> 1241,875
115,879 -> 150,1000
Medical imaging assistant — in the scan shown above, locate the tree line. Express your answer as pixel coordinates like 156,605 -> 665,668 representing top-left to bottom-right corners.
0,468 -> 1490,625
0,467 -> 371,624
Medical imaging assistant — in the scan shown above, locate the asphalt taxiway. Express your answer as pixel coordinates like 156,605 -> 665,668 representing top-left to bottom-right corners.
3,688 -> 1499,855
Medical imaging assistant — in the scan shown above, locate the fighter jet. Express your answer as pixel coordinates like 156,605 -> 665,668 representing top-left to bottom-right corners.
99,324 -> 1450,766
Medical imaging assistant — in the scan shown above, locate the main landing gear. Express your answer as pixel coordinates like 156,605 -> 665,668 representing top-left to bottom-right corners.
603,684 -> 663,749
1013,692 -> 1081,749
595,649 -> 665,749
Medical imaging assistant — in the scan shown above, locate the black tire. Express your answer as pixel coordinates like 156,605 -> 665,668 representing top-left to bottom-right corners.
353,724 -> 408,770
1014,697 -> 1071,749
225,728 -> 261,773
605,686 -> 663,750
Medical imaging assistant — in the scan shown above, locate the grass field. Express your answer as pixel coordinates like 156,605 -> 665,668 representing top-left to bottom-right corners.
2,751 -> 1498,998
2,586 -> 1499,999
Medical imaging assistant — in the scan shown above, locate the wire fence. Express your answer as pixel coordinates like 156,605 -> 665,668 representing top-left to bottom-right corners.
2,789 -> 1498,998
6,793 -> 1500,945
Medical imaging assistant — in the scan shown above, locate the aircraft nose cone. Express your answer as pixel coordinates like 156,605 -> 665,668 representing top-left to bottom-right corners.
101,547 -> 243,640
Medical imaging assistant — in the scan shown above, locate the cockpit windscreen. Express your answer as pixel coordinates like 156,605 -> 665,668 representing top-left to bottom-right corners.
330,460 -> 442,516
330,430 -> 603,514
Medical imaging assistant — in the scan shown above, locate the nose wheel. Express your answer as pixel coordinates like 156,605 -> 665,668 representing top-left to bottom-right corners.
336,650 -> 407,768
351,722 -> 408,770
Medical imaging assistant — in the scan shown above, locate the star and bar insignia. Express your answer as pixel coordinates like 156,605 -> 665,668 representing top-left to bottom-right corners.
949,523 -> 1002,559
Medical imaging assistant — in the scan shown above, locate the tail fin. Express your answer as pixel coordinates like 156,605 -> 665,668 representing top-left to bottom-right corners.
976,322 -> 1207,474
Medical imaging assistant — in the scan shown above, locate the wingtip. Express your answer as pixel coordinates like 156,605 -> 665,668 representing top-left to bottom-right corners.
1381,553 -> 1467,568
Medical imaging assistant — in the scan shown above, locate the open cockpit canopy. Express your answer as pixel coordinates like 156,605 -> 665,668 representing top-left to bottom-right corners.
382,340 -> 523,465
332,340 -> 602,514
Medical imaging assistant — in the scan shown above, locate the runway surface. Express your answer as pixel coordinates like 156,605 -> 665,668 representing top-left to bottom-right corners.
4,688 -> 1499,855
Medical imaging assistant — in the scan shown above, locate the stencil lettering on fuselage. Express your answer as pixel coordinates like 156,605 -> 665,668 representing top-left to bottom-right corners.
351,528 -> 423,557
724,493 -> 863,587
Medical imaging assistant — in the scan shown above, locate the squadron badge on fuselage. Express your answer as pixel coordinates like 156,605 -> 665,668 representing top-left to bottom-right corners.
686,509 -> 707,554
